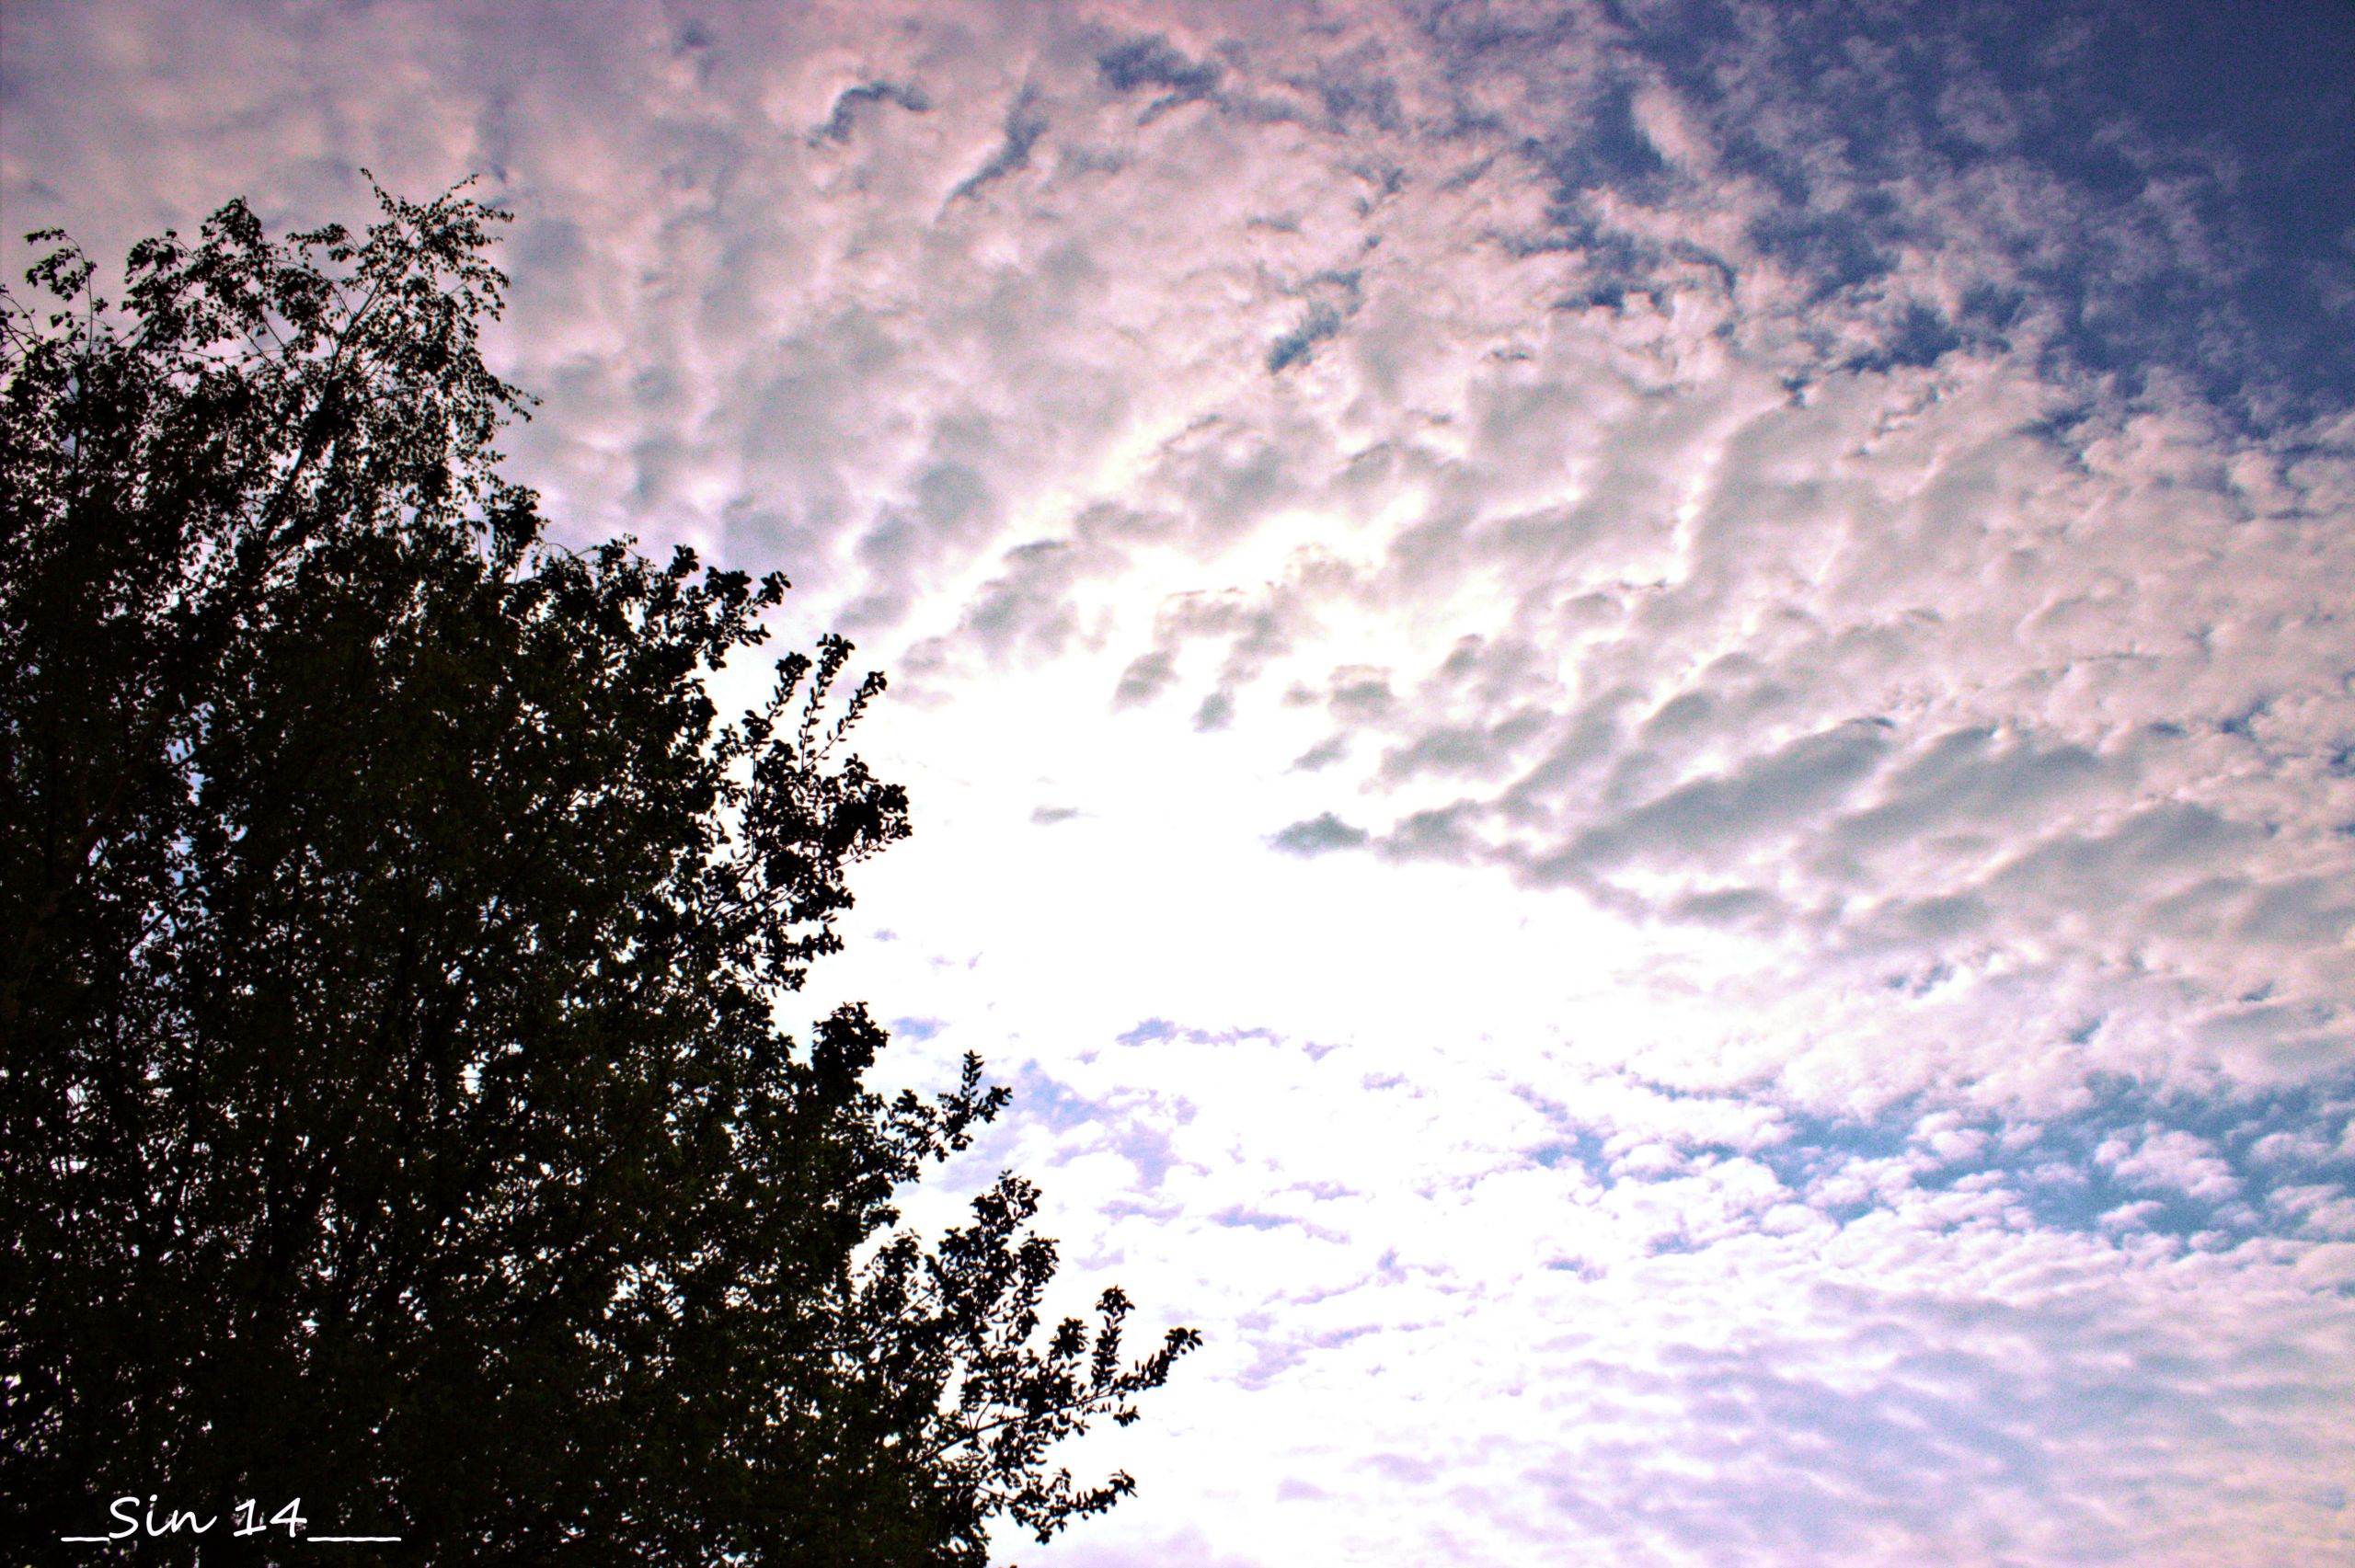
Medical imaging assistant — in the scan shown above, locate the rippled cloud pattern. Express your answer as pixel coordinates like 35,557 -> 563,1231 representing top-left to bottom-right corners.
7,1 -> 2352,1562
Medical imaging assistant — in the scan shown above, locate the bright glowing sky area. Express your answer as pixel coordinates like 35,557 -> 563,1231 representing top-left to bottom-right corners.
7,2 -> 2355,1562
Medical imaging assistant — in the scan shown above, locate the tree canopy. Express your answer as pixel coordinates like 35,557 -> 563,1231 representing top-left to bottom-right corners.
0,183 -> 1195,1565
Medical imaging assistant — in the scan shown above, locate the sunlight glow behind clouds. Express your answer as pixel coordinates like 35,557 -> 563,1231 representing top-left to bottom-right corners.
6,0 -> 2353,1562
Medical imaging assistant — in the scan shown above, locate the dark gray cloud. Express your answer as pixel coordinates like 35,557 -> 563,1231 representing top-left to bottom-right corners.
1824,726 -> 2109,858
1097,32 -> 1223,108
1271,812 -> 1371,856
948,86 -> 1049,202
1267,303 -> 1344,372
811,80 -> 932,144
1562,719 -> 1895,869
1114,648 -> 1179,709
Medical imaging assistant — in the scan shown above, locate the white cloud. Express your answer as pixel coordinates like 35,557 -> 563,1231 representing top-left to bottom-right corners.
9,1 -> 2354,1562
2095,1127 -> 2241,1200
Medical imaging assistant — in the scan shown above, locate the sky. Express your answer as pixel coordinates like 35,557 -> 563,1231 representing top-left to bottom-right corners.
6,1 -> 2355,1562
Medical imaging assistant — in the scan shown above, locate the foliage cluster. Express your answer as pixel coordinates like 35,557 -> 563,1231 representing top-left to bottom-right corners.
0,185 -> 1193,1565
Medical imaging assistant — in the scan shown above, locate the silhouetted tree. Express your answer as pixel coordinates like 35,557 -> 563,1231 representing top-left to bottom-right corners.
1,183 -> 1194,1565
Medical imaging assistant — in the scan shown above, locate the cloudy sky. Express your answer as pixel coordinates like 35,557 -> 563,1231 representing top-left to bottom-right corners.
8,1 -> 2355,1562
